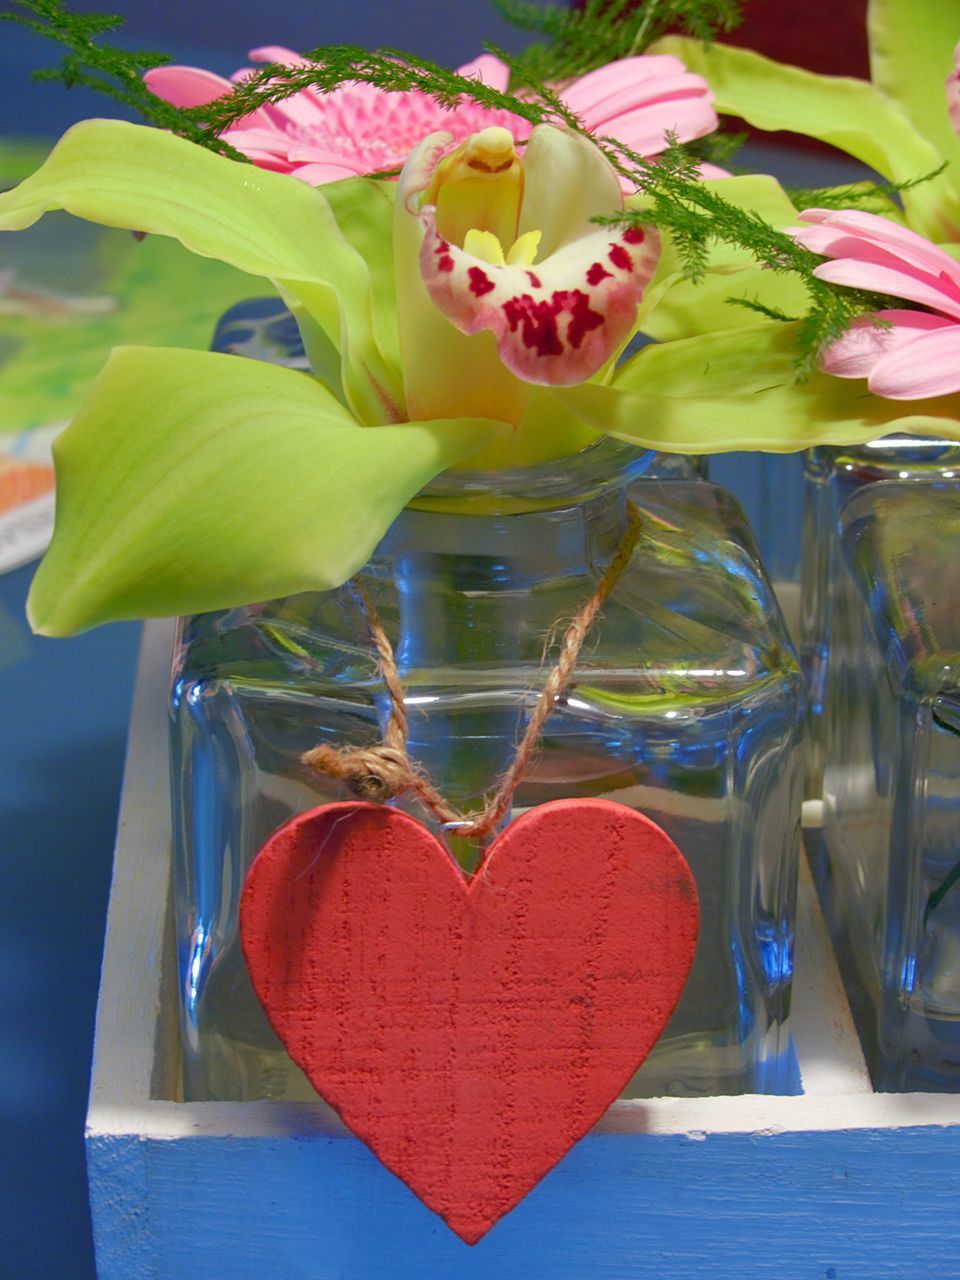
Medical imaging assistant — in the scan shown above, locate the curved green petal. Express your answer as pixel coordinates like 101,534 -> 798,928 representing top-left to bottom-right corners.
555,322 -> 960,453
321,176 -> 401,379
868,0 -> 960,192
451,384 -> 600,472
0,120 -> 404,424
517,123 -> 623,256
654,36 -> 953,239
28,346 -> 499,636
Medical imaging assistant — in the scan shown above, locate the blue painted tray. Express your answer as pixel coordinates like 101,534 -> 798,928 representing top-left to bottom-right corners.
87,623 -> 960,1280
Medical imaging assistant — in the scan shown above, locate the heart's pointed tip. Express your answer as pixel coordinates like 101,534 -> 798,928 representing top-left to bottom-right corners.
446,1214 -> 496,1246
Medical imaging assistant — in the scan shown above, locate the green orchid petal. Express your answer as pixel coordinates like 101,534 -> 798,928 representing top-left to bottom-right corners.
557,322 -> 960,453
451,384 -> 600,472
0,119 -> 404,424
0,232 -> 263,430
654,36 -> 953,239
868,0 -> 960,205
635,175 -> 809,341
321,176 -> 401,379
28,346 -> 499,636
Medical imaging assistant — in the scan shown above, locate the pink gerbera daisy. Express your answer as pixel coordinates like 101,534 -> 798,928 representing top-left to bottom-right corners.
792,208 -> 960,399
145,47 -> 718,188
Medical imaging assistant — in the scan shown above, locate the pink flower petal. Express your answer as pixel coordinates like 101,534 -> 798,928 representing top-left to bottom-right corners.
812,258 -> 960,322
795,209 -> 960,285
145,66 -> 279,130
254,87 -> 331,134
236,48 -> 337,133
246,46 -> 310,67
602,97 -> 719,157
456,54 -> 511,93
820,309 -> 954,378
144,65 -> 235,108
215,126 -> 298,169
419,209 -> 659,385
287,161 -> 367,183
560,55 -> 690,114
561,56 -> 716,150
869,323 -> 960,398
697,162 -> 732,181
570,72 -> 713,129
801,232 -> 960,303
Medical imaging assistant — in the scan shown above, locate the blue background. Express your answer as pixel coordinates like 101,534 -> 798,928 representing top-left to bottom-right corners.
2,0 -> 532,135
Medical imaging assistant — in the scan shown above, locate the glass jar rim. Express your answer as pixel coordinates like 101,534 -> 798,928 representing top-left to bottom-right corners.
418,436 -> 655,502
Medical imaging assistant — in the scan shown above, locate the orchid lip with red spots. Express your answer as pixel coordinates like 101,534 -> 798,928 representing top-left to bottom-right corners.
406,126 -> 660,388
420,208 -> 659,385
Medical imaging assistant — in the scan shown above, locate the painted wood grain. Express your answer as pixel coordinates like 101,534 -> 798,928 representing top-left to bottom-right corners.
89,1126 -> 960,1280
240,799 -> 698,1241
87,618 -> 960,1280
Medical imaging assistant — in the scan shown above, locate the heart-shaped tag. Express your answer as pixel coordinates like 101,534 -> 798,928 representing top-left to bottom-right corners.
240,798 -> 698,1243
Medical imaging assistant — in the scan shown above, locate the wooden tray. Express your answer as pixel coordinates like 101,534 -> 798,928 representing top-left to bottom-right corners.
86,621 -> 960,1279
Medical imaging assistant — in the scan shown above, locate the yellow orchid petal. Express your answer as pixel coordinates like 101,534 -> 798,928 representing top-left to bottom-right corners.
427,126 -> 523,251
506,229 -> 542,267
463,228 -> 507,266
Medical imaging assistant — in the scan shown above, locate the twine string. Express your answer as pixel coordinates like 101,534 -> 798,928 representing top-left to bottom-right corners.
302,500 -> 643,842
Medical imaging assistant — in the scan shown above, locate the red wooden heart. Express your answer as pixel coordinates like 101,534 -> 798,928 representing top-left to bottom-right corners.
240,797 -> 698,1244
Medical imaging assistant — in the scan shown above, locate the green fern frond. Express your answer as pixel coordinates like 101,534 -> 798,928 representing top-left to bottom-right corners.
594,136 -> 905,372
192,45 -> 548,134
494,0 -> 745,79
4,0 -> 906,373
787,163 -> 948,215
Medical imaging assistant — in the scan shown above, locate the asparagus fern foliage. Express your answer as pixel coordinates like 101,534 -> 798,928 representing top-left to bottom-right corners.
2,0 -> 914,367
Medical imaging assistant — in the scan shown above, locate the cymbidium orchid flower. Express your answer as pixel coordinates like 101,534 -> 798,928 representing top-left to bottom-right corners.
3,117 -> 960,637
395,124 -> 660,429
792,208 -> 960,399
144,47 -> 719,189
655,0 -> 960,242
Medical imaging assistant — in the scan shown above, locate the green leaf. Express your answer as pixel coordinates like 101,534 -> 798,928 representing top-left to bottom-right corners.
654,35 -> 955,239
28,346 -> 500,635
868,0 -> 960,200
555,322 -> 960,453
0,120 -> 404,424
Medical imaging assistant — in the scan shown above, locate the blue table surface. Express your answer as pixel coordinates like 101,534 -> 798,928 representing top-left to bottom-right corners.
0,560 -> 140,1280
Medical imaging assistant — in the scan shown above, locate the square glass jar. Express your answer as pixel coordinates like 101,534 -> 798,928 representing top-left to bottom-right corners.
802,435 -> 960,793
819,479 -> 960,1090
169,439 -> 805,1104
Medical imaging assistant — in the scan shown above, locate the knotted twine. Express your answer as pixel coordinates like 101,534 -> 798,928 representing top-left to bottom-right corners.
302,501 -> 643,843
